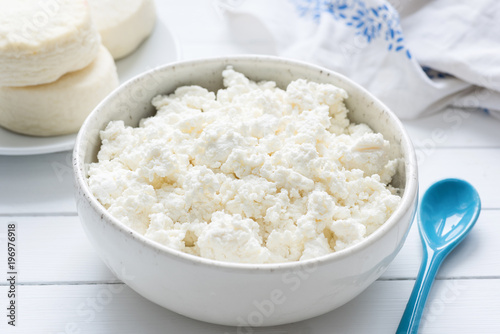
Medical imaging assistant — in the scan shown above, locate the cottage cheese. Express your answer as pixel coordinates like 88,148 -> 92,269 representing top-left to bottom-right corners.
88,67 -> 401,264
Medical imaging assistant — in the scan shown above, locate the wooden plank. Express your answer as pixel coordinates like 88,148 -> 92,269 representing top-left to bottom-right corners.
0,216 -> 116,284
0,209 -> 497,285
0,152 -> 76,215
1,148 -> 499,213
0,279 -> 498,333
2,146 -> 499,217
311,279 -> 500,334
383,209 -> 500,279
416,148 -> 500,209
404,109 -> 500,149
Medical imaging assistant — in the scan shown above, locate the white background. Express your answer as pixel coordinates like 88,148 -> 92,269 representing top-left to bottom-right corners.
1,0 -> 500,333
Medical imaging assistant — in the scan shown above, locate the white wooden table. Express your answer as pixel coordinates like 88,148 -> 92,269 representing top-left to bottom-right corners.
1,1 -> 500,333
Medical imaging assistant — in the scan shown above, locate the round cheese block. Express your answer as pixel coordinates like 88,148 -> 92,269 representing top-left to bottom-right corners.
0,0 -> 101,87
88,0 -> 156,59
0,46 -> 119,137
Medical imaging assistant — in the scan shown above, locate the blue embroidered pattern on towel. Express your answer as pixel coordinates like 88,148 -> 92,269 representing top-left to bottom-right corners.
290,0 -> 412,59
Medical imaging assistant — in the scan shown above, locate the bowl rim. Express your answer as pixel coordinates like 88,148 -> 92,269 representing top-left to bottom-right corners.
73,54 -> 418,272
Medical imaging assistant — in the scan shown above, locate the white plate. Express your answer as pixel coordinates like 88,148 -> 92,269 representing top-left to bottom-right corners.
0,21 -> 181,156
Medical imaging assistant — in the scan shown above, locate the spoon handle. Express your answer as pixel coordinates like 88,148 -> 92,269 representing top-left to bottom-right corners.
396,246 -> 445,334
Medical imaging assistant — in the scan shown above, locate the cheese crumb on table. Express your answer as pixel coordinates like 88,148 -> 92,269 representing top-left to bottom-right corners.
88,67 -> 401,264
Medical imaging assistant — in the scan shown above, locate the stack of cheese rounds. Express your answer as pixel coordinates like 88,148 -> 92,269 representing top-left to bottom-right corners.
0,0 -> 156,137
88,0 -> 156,60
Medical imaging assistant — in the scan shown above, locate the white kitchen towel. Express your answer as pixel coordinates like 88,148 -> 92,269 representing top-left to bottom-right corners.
216,0 -> 500,119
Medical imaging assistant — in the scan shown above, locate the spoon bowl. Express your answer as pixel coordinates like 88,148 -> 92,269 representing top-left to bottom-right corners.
397,178 -> 481,334
420,178 -> 481,252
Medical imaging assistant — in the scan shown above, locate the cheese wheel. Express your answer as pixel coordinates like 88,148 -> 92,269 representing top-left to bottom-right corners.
88,0 -> 156,59
0,0 -> 101,87
0,46 -> 119,137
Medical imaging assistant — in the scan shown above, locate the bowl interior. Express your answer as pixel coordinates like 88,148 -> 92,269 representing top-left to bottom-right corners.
79,56 -> 409,193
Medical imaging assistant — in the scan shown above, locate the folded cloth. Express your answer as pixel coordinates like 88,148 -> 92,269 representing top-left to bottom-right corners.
216,0 -> 500,119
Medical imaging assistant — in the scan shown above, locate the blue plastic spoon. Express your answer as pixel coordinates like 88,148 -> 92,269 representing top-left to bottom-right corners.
396,178 -> 481,334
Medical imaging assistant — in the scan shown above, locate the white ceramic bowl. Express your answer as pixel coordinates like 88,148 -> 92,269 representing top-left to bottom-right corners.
73,56 -> 418,327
